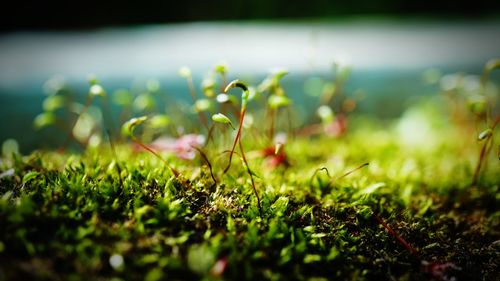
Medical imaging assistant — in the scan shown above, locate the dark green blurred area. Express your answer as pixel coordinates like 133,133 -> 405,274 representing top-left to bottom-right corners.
2,0 -> 500,31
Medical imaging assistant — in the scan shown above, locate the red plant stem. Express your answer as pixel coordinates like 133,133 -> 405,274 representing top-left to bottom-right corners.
223,108 -> 246,174
239,138 -> 262,217
472,115 -> 499,186
337,163 -> 369,180
191,145 -> 217,188
373,213 -> 420,259
132,137 -> 179,177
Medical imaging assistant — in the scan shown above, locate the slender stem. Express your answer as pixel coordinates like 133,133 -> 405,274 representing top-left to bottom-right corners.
239,138 -> 262,217
223,108 -> 245,174
205,123 -> 216,146
191,145 -> 217,188
373,213 -> 420,259
131,136 -> 179,177
336,163 -> 369,180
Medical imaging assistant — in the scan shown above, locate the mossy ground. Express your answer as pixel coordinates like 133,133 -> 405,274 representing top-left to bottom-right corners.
0,105 -> 499,281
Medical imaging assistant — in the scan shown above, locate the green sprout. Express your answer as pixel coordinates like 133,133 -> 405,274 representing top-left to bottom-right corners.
122,116 -> 179,177
222,80 -> 250,173
219,79 -> 262,216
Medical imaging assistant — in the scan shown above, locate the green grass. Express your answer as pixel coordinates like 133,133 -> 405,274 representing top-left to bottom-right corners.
0,65 -> 499,280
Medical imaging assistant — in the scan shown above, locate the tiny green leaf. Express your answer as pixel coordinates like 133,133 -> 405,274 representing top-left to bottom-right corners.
270,196 -> 289,216
212,113 -> 235,130
358,182 -> 385,196
23,171 -> 40,184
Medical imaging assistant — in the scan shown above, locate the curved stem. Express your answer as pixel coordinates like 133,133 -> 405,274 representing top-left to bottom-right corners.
239,138 -> 262,217
373,213 -> 420,259
131,136 -> 179,177
223,108 -> 245,174
336,162 -> 369,180
191,145 -> 217,188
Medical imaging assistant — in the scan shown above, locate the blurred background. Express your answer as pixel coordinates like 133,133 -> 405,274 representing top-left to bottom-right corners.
1,0 -> 500,152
